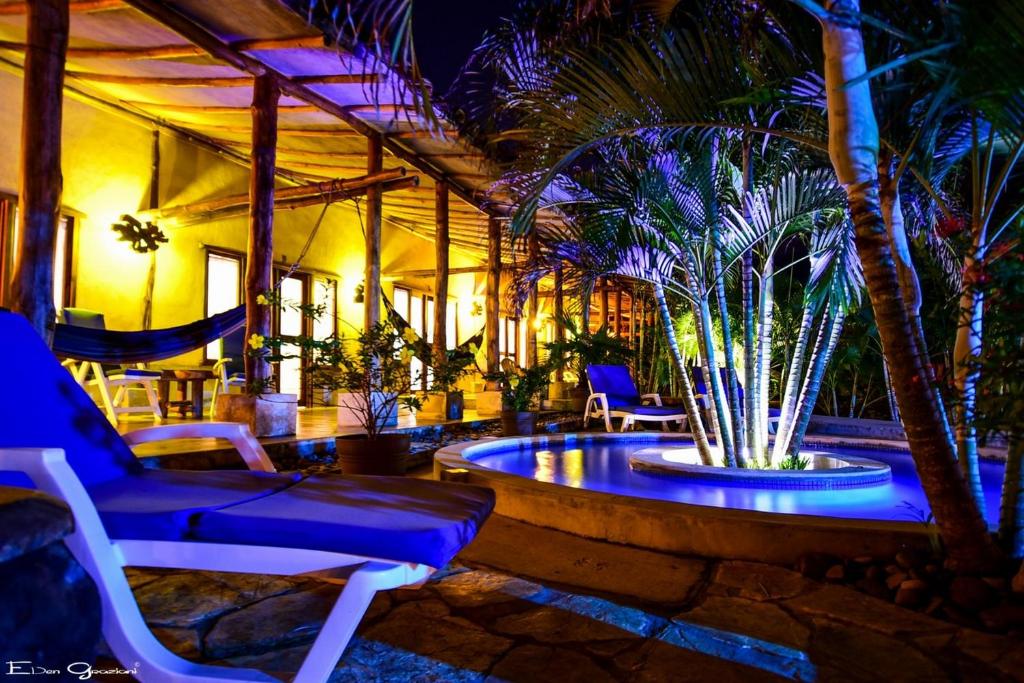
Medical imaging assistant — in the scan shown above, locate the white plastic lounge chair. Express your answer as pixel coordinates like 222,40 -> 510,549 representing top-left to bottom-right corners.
60,308 -> 163,423
584,364 -> 688,432
0,310 -> 495,683
690,367 -> 781,434
210,327 -> 248,415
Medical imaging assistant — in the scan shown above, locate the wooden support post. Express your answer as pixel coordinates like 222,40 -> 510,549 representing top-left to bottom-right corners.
628,292 -> 636,341
599,278 -> 609,332
527,229 -> 540,367
485,215 -> 501,384
244,74 -> 279,389
433,180 -> 449,365
9,0 -> 68,341
364,133 -> 383,330
615,288 -> 623,337
554,263 -> 565,382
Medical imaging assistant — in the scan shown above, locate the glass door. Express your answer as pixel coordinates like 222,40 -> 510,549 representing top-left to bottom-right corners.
274,270 -> 310,404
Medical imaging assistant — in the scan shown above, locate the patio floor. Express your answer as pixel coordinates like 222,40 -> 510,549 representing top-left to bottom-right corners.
123,514 -> 1023,682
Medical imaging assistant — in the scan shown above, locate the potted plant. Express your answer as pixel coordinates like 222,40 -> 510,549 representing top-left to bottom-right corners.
545,317 -> 632,411
306,321 -> 422,475
487,362 -> 552,436
419,345 -> 477,421
213,291 -> 302,438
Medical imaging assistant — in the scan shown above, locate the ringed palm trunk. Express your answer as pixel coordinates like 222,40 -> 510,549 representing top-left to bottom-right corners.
772,305 -> 817,465
1000,432 -> 1024,558
742,141 -> 758,467
754,266 -> 774,460
699,296 -> 737,467
788,308 -> 846,457
710,135 -> 747,466
653,281 -> 715,465
953,249 -> 986,507
816,0 -> 1001,573
690,292 -> 724,449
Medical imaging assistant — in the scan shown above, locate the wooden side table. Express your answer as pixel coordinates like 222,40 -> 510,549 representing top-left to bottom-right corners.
158,370 -> 212,419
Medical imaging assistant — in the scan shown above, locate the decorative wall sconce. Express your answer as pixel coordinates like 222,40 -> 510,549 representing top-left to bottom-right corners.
112,214 -> 167,253
471,301 -> 483,317
354,282 -> 365,304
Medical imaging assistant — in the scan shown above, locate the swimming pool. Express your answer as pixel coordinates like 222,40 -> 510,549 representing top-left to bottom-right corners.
460,435 -> 1004,526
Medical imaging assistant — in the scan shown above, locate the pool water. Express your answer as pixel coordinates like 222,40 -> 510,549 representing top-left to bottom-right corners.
468,439 -> 1005,525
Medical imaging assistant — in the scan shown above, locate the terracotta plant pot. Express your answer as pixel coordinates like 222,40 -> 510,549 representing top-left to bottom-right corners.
418,392 -> 447,418
335,433 -> 411,475
214,393 -> 297,437
445,392 -> 465,421
501,410 -> 538,437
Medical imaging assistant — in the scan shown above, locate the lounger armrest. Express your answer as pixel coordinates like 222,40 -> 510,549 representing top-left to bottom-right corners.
640,393 -> 663,406
122,422 -> 276,473
586,392 -> 608,411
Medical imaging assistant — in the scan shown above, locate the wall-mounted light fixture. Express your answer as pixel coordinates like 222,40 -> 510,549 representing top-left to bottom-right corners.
111,214 -> 167,253
353,282 -> 365,304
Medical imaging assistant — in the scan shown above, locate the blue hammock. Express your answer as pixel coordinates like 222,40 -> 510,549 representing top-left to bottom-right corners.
53,305 -> 247,364
382,294 -> 484,363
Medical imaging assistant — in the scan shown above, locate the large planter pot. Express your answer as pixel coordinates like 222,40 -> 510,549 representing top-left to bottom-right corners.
568,385 -> 589,412
445,392 -> 465,421
501,410 -> 538,436
214,393 -> 297,437
335,433 -> 411,475
476,390 -> 503,416
418,392 -> 447,418
336,392 -> 398,428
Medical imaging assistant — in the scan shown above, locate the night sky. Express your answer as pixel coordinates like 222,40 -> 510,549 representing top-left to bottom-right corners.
413,0 -> 517,94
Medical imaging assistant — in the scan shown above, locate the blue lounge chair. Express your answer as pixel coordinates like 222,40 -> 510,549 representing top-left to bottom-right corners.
690,367 -> 780,434
0,310 -> 494,682
584,364 -> 688,432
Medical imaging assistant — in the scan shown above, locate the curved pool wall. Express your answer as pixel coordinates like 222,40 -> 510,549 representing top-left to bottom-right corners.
434,432 -> 1005,564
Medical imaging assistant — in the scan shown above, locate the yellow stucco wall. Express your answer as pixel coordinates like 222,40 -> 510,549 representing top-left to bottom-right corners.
0,68 -> 488,369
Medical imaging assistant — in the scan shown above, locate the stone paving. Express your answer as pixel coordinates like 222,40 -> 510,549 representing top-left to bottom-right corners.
124,556 -> 1024,682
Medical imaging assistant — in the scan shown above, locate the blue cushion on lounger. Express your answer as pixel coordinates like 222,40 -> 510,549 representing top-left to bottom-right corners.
0,311 -> 142,488
88,469 -> 302,541
616,405 -> 684,417
191,474 -> 496,568
587,364 -> 641,406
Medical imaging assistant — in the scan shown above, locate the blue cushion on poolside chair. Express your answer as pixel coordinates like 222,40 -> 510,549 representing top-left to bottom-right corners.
192,474 -> 496,568
108,367 -> 162,379
0,311 -> 141,487
89,469 -> 302,541
587,364 -> 641,407
616,405 -> 684,417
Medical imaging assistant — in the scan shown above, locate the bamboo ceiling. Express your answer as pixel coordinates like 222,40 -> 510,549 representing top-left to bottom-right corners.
0,0 -> 555,262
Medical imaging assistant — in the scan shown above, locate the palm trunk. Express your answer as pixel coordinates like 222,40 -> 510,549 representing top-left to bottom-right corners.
788,308 -> 845,457
817,0 -> 1001,573
754,267 -> 774,460
653,282 -> 715,465
699,296 -> 737,466
772,305 -> 816,465
879,154 -> 957,453
690,294 -> 723,445
882,356 -> 899,422
742,139 -> 759,467
710,135 -> 746,466
953,267 -> 986,507
1000,432 -> 1024,558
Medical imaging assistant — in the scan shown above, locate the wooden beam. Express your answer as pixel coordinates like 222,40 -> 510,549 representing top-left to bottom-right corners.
9,0 -> 67,341
486,215 -> 501,379
189,123 -> 360,138
66,71 -> 252,87
365,133 -> 383,330
170,175 -> 418,227
233,36 -> 325,52
125,101 -> 319,114
122,0 -> 490,210
0,40 -> 206,60
144,168 -> 407,220
0,0 -> 118,14
615,288 -> 623,337
244,74 -> 278,389
433,180 -> 449,366
388,265 -> 485,278
293,73 -> 376,85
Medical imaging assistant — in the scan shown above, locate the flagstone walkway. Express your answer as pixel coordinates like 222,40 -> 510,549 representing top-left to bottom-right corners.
123,517 -> 1023,683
